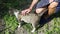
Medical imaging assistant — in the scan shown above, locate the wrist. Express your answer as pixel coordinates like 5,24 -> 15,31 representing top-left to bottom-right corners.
29,7 -> 32,10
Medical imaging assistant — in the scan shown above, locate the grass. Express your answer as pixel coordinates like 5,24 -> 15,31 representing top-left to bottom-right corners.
0,10 -> 60,34
4,14 -> 18,34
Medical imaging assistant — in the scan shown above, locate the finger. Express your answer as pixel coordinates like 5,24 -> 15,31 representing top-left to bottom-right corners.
21,11 -> 26,15
23,12 -> 26,16
21,9 -> 28,15
26,10 -> 29,13
21,11 -> 25,15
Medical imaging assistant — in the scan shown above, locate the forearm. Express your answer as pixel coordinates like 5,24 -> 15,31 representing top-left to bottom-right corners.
29,0 -> 39,9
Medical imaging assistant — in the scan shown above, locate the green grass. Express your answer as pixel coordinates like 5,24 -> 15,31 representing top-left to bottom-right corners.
4,15 -> 18,34
0,0 -> 60,34
2,11 -> 60,34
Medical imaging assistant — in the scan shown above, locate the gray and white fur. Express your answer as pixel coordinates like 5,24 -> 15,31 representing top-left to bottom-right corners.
9,8 -> 47,33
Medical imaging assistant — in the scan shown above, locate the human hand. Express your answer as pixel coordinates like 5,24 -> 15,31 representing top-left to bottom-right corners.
21,8 -> 32,15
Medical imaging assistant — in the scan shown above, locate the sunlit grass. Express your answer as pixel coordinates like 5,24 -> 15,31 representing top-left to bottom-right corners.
4,15 -> 18,34
3,11 -> 60,34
